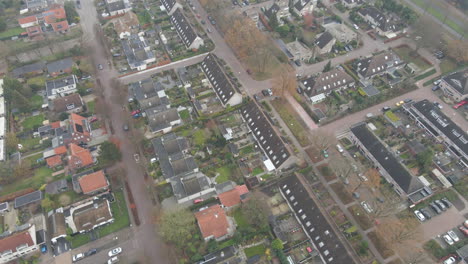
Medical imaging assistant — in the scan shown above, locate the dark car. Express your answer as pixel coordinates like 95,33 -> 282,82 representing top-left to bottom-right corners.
429,202 -> 442,214
404,99 -> 412,103
85,249 -> 97,256
294,60 -> 302,67
296,87 -> 303,94
435,200 -> 447,211
432,85 -> 439,91
441,198 -> 452,208
201,20 -> 206,24
420,208 -> 432,219
262,89 -> 270,96
382,106 -> 391,112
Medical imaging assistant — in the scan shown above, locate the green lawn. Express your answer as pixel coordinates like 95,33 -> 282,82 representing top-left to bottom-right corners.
440,58 -> 458,74
0,167 -> 53,196
31,95 -> 44,110
233,209 -> 249,228
19,137 -> 41,152
216,166 -> 232,184
244,244 -> 266,258
26,76 -> 46,87
68,233 -> 91,249
179,109 -> 190,120
87,100 -> 96,114
414,68 -> 436,81
393,46 -> 431,70
97,191 -> 130,237
271,100 -> 310,147
22,114 -> 45,130
0,27 -> 25,39
193,129 -> 207,146
240,145 -> 254,155
252,167 -> 264,176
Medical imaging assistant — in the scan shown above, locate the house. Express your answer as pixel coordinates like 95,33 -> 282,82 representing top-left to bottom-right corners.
121,34 -> 156,71
300,68 -> 355,103
37,113 -> 91,147
42,5 -> 70,33
323,22 -> 357,43
129,78 -> 165,102
0,225 -> 39,263
358,7 -> 404,38
45,179 -> 68,195
265,1 -> 290,25
113,11 -> 139,39
293,0 -> 315,16
197,246 -> 240,264
140,96 -> 170,111
241,101 -> 292,171
350,123 -> 425,200
161,0 -> 182,15
314,31 -> 336,54
147,108 -> 181,134
22,0 -> 49,13
69,113 -> 92,145
46,155 -> 63,168
152,133 -> 198,179
218,185 -> 249,208
52,94 -> 84,113
46,75 -> 78,100
286,41 -> 314,62
194,205 -> 233,241
219,125 -> 233,141
12,61 -> 46,78
170,9 -> 204,50
201,54 -> 243,107
170,172 -> 215,204
438,68 -> 468,101
68,143 -> 94,170
107,0 -> 132,16
354,51 -> 404,80
26,26 -> 43,38
279,175 -> 355,264
46,58 -> 74,77
14,190 -> 43,209
18,15 -> 39,28
403,100 -> 468,168
341,0 -> 362,8
77,170 -> 109,195
405,140 -> 427,156
66,198 -> 114,233
227,143 -> 239,157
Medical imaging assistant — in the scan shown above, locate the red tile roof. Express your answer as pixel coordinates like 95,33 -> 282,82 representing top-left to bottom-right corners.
78,170 -> 108,194
0,228 -> 35,254
26,26 -> 42,37
18,15 -> 37,25
194,205 -> 229,239
51,20 -> 69,32
69,143 -> 93,168
46,155 -> 62,167
218,184 -> 249,207
54,146 -> 67,155
43,6 -> 67,24
70,113 -> 90,137
51,121 -> 61,129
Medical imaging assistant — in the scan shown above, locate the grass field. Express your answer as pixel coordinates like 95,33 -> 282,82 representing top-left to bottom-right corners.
393,46 -> 431,70
240,145 -> 255,155
87,100 -> 96,114
244,244 -> 266,258
22,114 -> 45,130
216,166 -> 232,184
271,100 -> 310,147
0,167 -> 53,196
179,109 -> 190,120
252,167 -> 264,176
0,27 -> 25,39
233,209 -> 249,228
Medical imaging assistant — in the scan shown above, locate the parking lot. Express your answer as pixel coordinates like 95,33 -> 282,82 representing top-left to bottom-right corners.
419,206 -> 467,241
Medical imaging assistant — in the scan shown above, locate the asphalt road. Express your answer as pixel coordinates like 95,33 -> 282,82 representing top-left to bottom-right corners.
77,2 -> 173,264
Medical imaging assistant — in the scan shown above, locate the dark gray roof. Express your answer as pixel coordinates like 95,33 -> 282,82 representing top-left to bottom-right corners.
457,243 -> 468,260
265,3 -> 280,18
315,31 -> 334,49
170,172 -> 212,201
280,175 -> 356,264
130,79 -> 164,101
358,7 -> 401,32
14,190 -> 43,208
107,0 -> 128,12
139,96 -> 170,110
227,143 -> 239,155
201,54 -> 238,106
46,58 -> 73,74
52,94 -> 83,113
12,61 -> 45,78
121,34 -> 155,69
294,0 -> 312,11
241,101 -> 290,169
45,179 -> 68,194
198,246 -> 237,264
52,237 -> 70,256
0,202 -> 8,211
161,0 -> 177,12
302,68 -> 354,96
442,68 -> 468,96
46,75 -> 78,97
147,108 -> 180,133
411,100 -> 468,156
355,51 -> 403,78
170,9 -> 199,48
152,134 -> 197,179
350,123 -> 424,194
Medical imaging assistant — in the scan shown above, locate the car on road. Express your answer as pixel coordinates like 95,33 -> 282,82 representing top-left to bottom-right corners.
453,100 -> 468,109
207,28 -> 212,33
414,210 -> 426,222
72,253 -> 85,262
98,64 -> 103,70
443,234 -> 455,245
444,256 -> 456,264
360,201 -> 373,213
201,20 -> 206,24
108,247 -> 122,257
108,256 -> 119,264
447,230 -> 460,242
429,202 -> 442,214
435,200 -> 447,211
134,153 -> 140,163
123,124 -> 129,131
441,198 -> 452,208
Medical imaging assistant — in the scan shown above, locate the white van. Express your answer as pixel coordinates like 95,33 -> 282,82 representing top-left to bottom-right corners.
336,144 -> 344,153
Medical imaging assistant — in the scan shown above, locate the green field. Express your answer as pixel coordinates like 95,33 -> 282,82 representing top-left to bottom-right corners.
233,208 -> 249,228
393,46 -> 431,70
0,27 -> 25,39
0,167 -> 53,196
244,244 -> 266,258
215,166 -> 232,184
21,114 -> 45,130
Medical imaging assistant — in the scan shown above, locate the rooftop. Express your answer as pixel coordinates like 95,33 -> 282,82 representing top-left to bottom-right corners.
315,31 -> 334,49
442,68 -> 468,96
147,108 -> 180,133
46,58 -> 73,74
171,172 -> 213,201
170,9 -> 199,48
12,61 -> 45,78
121,34 -> 155,69
194,205 -> 230,239
0,225 -> 36,256
45,179 -> 68,194
72,199 -> 113,232
46,75 -> 77,97
52,94 -> 84,113
218,185 -> 249,207
78,170 -> 108,194
201,54 -> 239,106
69,143 -> 94,168
355,51 -> 403,78
302,68 -> 354,96
14,190 -> 43,208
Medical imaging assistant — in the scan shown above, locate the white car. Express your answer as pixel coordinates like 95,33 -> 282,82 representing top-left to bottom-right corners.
353,24 -> 359,30
72,253 -> 84,262
360,201 -> 373,213
336,144 -> 344,153
443,234 -> 454,245
414,210 -> 426,222
444,257 -> 456,264
108,257 -> 119,264
447,230 -> 460,242
108,247 -> 122,257
133,153 -> 140,163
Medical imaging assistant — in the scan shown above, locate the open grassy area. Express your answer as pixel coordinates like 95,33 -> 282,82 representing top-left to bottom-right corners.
97,191 -> 130,237
31,95 -> 44,110
271,100 -> 310,147
68,233 -> 91,249
26,76 -> 46,87
252,167 -> 264,176
368,231 -> 394,259
330,182 -> 353,205
233,208 -> 249,228
318,164 -> 337,182
414,68 -> 436,81
21,114 -> 45,130
349,205 -> 373,231
244,244 -> 266,258
19,136 -> 41,152
240,145 -> 255,155
216,166 -> 232,184
440,58 -> 458,74
0,27 -> 25,39
87,100 -> 96,114
179,109 -> 190,120
0,167 -> 53,196
393,46 -> 431,70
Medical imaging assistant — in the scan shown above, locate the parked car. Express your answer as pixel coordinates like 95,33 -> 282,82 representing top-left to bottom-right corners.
108,248 -> 122,257
444,256 -> 456,264
353,24 -> 359,30
443,234 -> 454,245
321,149 -> 329,158
201,20 -> 206,24
294,60 -> 302,67
432,85 -> 439,91
453,100 -> 468,109
433,79 -> 441,85
123,124 -> 129,131
435,200 -> 447,211
414,210 -> 426,222
108,257 -> 119,264
395,101 -> 404,107
193,199 -> 204,204
85,249 -> 97,256
429,202 -> 442,214
72,253 -> 85,262
207,28 -> 212,33
131,109 -> 141,116
434,102 -> 443,109
464,220 -> 468,228
336,144 -> 344,153
420,208 -> 432,219
459,226 -> 468,236
133,153 -> 140,163
40,244 -> 47,254
382,106 -> 391,112
441,198 -> 452,208
132,113 -> 142,118
296,87 -> 303,94
98,64 -> 103,70
360,201 -> 373,213
404,99 -> 413,103
447,230 -> 460,242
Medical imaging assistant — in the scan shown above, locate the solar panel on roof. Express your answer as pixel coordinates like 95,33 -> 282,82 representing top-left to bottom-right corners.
14,190 -> 43,208
0,202 -> 7,211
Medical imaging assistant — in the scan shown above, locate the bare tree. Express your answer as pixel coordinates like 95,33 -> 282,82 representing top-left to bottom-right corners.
412,16 -> 443,53
352,168 -> 381,193
328,157 -> 354,179
310,129 -> 336,151
377,218 -> 420,245
442,34 -> 468,64
271,65 -> 297,98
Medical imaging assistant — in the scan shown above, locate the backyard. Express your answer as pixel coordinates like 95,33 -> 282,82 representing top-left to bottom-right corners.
0,167 -> 53,196
244,244 -> 266,258
21,114 -> 45,131
393,45 -> 431,71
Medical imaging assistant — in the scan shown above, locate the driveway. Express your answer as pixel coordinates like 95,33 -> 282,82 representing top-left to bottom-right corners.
77,1 -> 173,263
